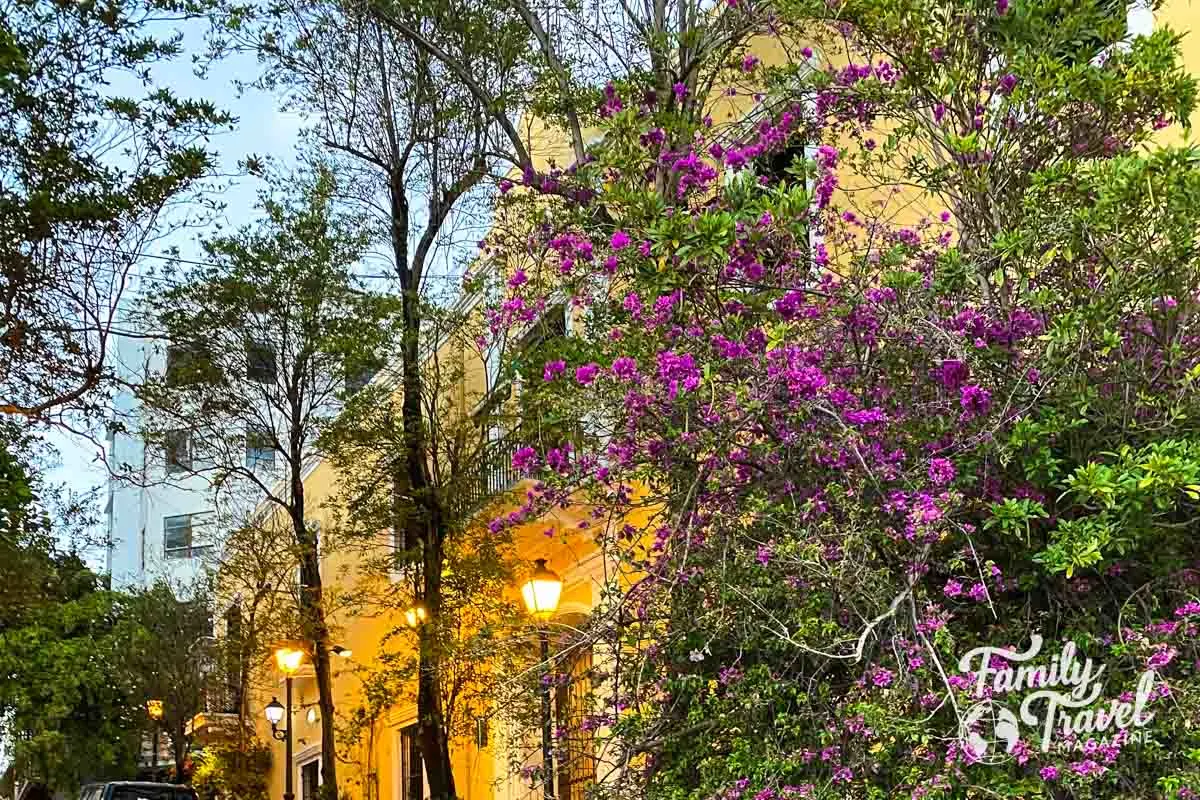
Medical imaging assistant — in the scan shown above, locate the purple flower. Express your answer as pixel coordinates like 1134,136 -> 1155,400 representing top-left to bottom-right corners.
672,82 -> 688,100
575,363 -> 600,385
543,360 -> 566,381
1148,646 -> 1178,670
611,230 -> 631,250
1175,601 -> 1200,618
928,457 -> 956,486
756,545 -> 773,565
996,0 -> 1010,14
943,580 -> 963,598
499,179 -> 514,194
871,668 -> 894,687
831,767 -> 853,784
611,356 -> 639,382
959,384 -> 992,419
801,47 -> 813,59
511,446 -> 539,473
1039,766 -> 1059,780
997,73 -> 1018,96
742,54 -> 759,72
508,269 -> 527,288
968,583 -> 988,602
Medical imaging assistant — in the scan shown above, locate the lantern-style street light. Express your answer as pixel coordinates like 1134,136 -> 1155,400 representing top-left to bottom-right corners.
404,600 -> 429,629
521,559 -> 563,800
146,699 -> 164,779
266,646 -> 305,800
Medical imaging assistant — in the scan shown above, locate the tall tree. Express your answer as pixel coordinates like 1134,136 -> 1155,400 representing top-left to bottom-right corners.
136,168 -> 394,795
0,0 -> 229,424
126,578 -> 218,783
211,2 -> 529,795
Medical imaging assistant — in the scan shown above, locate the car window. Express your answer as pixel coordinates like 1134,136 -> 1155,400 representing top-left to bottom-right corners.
109,788 -> 194,800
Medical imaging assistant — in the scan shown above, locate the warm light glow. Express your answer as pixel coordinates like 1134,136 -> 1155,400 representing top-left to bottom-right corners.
332,645 -> 352,658
146,699 -> 164,721
404,601 -> 429,629
521,559 -> 563,620
306,707 -> 318,725
264,697 -> 285,726
275,647 -> 304,674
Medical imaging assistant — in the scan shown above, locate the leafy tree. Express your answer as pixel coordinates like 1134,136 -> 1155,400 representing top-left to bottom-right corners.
482,0 -> 1200,798
0,0 -> 230,424
210,1 -> 532,794
136,167 -> 395,796
126,578 -> 218,783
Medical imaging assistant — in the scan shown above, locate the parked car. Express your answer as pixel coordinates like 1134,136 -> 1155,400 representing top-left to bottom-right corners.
79,783 -> 198,800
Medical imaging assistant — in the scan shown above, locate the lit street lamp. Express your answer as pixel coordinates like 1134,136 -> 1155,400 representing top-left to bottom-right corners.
521,559 -> 563,800
146,699 -> 164,779
403,600 -> 429,629
266,647 -> 304,800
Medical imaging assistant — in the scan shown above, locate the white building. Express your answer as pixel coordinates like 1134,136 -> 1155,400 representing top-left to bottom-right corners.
105,331 -> 226,589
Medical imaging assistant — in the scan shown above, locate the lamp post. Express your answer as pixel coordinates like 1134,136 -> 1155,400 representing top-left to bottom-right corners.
266,647 -> 304,800
146,699 -> 163,780
521,559 -> 563,800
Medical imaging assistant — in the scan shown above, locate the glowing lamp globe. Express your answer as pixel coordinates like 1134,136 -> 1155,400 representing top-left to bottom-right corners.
264,697 -> 285,726
521,559 -> 563,621
275,647 -> 304,675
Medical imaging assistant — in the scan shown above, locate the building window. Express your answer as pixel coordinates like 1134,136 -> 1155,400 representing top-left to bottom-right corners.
344,358 -> 379,397
245,426 -> 275,470
555,646 -> 596,800
246,340 -> 277,383
399,725 -> 424,800
165,342 -> 209,386
163,513 -> 212,559
164,430 -> 191,473
301,759 -> 320,800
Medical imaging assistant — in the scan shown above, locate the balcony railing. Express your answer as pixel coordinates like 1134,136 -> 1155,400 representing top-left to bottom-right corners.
449,421 -> 584,521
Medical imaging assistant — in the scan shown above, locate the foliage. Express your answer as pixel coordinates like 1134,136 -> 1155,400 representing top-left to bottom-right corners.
482,0 -> 1200,797
192,740 -> 272,800
136,165 -> 396,796
126,578 -> 218,781
0,0 -> 229,422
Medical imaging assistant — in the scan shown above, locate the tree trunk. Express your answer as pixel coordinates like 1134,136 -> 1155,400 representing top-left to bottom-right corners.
291,430 -> 339,797
297,506 -> 339,796
388,170 -> 457,799
173,721 -> 187,783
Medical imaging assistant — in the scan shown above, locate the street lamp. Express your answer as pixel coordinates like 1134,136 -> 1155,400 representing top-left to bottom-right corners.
267,646 -> 304,800
403,600 -> 429,629
521,559 -> 562,800
146,699 -> 164,780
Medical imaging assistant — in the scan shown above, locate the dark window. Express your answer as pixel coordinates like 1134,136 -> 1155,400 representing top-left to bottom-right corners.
401,724 -> 424,800
165,343 -> 209,386
246,340 -> 277,383
301,761 -> 320,800
164,430 -> 191,473
163,513 -> 211,559
555,647 -> 596,800
245,427 -> 275,470
345,358 -> 379,396
754,141 -> 808,186
109,788 -> 197,800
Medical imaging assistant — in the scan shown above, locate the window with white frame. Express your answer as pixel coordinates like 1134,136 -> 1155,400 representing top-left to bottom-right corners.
245,426 -> 275,470
245,339 -> 277,383
163,512 -> 213,559
164,429 -> 191,473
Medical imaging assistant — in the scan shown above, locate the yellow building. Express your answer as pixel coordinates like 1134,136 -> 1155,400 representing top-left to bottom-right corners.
216,4 -> 1200,800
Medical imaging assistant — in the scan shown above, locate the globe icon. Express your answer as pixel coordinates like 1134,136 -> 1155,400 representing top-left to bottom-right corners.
959,700 -> 1020,764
